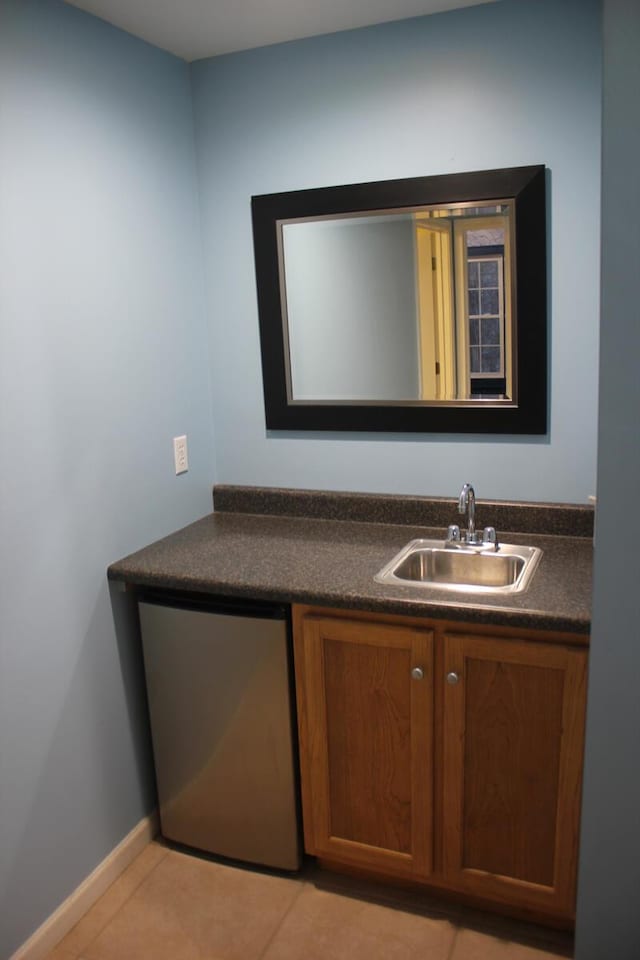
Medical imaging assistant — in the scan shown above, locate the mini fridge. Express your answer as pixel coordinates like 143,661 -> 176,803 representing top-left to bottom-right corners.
138,592 -> 301,871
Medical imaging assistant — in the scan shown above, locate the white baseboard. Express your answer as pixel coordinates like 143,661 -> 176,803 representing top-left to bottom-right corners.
10,810 -> 159,960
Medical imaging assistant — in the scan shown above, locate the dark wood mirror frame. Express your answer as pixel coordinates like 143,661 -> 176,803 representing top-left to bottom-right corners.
251,165 -> 547,434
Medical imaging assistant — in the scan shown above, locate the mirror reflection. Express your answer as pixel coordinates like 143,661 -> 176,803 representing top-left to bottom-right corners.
280,201 -> 513,405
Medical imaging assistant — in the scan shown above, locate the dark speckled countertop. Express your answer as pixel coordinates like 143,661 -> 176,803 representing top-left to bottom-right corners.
108,486 -> 593,636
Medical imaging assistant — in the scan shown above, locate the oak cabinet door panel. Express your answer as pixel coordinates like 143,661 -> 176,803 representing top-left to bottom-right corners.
441,633 -> 587,916
295,613 -> 434,879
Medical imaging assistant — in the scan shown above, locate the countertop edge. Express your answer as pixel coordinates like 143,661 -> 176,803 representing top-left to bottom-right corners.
107,506 -> 592,638
107,564 -> 590,637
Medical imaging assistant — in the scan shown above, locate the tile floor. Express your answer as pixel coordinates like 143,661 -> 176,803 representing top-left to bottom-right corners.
46,841 -> 574,960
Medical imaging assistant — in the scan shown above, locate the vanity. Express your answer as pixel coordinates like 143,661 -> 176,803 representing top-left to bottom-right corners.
108,485 -> 592,930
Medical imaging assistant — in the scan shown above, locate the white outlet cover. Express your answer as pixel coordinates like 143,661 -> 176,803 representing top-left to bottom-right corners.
173,435 -> 188,475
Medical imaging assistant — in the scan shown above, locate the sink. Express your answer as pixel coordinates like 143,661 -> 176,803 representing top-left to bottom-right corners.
374,539 -> 542,594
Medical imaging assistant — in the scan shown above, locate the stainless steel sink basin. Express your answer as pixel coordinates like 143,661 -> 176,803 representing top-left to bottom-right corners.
374,539 -> 542,594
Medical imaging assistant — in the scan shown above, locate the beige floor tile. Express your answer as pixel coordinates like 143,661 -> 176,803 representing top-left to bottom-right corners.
82,850 -> 303,960
44,946 -> 77,960
261,883 -> 456,960
49,840 -> 169,957
450,928 -> 572,959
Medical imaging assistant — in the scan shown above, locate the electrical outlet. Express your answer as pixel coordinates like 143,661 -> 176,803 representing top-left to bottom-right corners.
173,435 -> 188,475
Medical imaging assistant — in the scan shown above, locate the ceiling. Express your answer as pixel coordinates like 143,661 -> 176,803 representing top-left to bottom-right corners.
64,0 -> 496,62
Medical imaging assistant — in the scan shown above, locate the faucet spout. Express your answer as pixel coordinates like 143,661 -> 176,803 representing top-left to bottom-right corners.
450,482 -> 499,548
458,482 -> 476,542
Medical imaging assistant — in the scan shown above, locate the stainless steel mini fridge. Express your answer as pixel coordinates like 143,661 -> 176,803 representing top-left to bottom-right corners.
138,593 -> 301,871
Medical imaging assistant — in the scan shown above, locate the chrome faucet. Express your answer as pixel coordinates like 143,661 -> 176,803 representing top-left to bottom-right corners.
448,482 -> 499,549
458,482 -> 477,542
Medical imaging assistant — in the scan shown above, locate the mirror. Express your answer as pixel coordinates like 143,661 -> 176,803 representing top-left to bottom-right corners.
252,166 -> 547,433
282,202 -> 513,403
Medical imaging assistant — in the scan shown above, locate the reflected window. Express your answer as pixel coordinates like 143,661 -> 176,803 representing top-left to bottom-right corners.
466,231 -> 506,397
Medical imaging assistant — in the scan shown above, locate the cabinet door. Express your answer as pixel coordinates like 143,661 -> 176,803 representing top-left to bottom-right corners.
441,633 -> 587,917
295,614 -> 434,879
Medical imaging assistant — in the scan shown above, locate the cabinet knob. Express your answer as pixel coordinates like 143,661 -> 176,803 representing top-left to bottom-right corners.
411,667 -> 424,680
446,671 -> 460,685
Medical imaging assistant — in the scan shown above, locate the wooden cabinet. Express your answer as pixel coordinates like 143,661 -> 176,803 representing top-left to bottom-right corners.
293,605 -> 588,926
440,632 -> 587,919
293,611 -> 434,879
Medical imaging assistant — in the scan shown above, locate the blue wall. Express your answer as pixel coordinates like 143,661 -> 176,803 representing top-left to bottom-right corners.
575,0 -> 640,955
0,1 -> 215,955
192,0 -> 602,503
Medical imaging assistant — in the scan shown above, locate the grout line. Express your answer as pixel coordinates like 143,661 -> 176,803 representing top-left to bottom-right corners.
66,845 -> 170,959
255,880 -> 308,960
445,925 -> 461,960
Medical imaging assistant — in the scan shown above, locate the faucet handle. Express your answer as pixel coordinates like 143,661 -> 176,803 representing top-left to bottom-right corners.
446,524 -> 461,543
482,526 -> 499,550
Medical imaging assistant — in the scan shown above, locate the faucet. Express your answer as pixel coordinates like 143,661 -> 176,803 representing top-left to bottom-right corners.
447,483 -> 499,549
458,482 -> 477,542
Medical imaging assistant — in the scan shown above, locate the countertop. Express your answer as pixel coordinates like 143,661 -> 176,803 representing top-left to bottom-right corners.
108,487 -> 593,635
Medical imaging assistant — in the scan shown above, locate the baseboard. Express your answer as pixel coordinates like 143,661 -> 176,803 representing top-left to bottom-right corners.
10,810 -> 159,960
